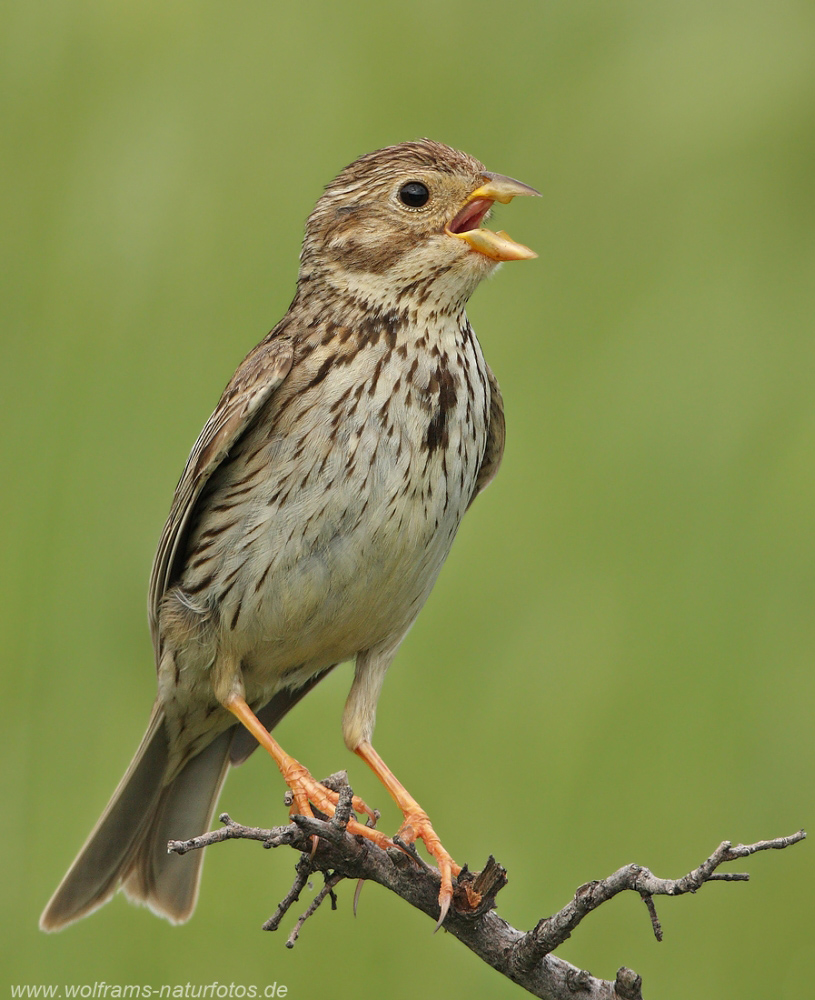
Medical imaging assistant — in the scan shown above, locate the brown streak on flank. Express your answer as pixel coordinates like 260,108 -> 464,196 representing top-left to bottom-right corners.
330,384 -> 354,412
224,483 -> 257,500
237,521 -> 265,550
368,437 -> 381,470
254,559 -> 273,594
240,441 -> 267,468
188,551 -> 218,571
425,363 -> 457,454
230,600 -> 243,631
189,534 -> 216,555
226,464 -> 263,489
309,498 -> 330,528
198,518 -> 240,541
316,450 -> 332,478
352,494 -> 371,528
367,353 -> 387,396
209,500 -> 242,513
219,564 -> 242,588
303,353 -> 336,392
460,347 -> 475,399
186,571 -> 215,595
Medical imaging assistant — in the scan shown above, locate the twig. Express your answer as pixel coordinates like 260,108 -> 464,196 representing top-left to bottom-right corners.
641,894 -> 662,943
168,813 -> 300,853
285,873 -> 344,949
262,853 -> 313,932
510,830 -> 807,971
167,804 -> 805,1000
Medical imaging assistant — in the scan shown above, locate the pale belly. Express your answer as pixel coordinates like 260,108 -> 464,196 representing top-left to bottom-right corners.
214,408 -> 479,698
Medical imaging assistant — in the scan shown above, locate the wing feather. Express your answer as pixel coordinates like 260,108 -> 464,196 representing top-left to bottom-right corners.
470,363 -> 505,505
148,331 -> 295,655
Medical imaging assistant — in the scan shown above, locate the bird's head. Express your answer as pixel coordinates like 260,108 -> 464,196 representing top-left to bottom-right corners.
299,139 -> 539,312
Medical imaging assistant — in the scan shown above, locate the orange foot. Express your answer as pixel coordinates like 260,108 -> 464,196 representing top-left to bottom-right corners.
225,695 -> 391,850
279,756 -> 391,847
396,806 -> 462,927
226,695 -> 462,924
356,741 -> 462,928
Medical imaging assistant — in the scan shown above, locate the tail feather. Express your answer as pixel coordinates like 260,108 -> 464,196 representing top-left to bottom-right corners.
122,727 -> 233,922
41,669 -> 339,932
40,705 -> 168,931
39,706 -> 232,931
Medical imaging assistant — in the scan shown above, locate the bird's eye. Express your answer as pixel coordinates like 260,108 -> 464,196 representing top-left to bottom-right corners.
399,182 -> 430,208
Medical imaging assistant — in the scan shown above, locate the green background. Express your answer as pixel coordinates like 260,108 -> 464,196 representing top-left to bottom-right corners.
3,1 -> 813,997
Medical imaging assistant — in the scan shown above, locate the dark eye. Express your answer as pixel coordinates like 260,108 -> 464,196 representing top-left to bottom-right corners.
399,181 -> 429,207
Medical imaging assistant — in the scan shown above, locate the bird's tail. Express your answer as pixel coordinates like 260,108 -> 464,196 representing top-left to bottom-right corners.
39,704 -> 233,931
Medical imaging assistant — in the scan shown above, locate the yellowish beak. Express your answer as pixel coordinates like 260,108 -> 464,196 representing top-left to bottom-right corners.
471,172 -> 542,204
446,171 -> 540,262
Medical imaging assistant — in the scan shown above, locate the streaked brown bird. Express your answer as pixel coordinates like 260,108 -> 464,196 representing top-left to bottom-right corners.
41,139 -> 538,932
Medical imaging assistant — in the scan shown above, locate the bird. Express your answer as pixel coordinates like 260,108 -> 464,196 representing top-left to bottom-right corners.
40,138 -> 539,933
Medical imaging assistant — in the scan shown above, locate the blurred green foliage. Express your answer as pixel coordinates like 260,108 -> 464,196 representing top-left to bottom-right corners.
2,1 -> 814,997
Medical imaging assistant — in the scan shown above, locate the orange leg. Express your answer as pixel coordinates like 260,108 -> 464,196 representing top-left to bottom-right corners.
224,694 -> 389,848
355,740 -> 461,927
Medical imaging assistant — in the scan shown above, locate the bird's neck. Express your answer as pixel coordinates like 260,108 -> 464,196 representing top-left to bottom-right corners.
285,278 -> 476,363
295,259 -> 482,327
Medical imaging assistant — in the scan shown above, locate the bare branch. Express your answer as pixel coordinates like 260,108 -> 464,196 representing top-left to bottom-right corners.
167,804 -> 805,1000
285,873 -> 344,949
510,830 -> 806,970
168,812 -> 299,853
262,852 -> 313,932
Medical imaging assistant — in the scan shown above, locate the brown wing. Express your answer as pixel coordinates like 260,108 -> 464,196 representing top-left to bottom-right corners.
470,362 -> 505,506
148,329 -> 295,657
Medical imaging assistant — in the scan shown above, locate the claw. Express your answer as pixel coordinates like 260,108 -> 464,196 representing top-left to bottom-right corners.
434,890 -> 452,933
353,878 -> 365,917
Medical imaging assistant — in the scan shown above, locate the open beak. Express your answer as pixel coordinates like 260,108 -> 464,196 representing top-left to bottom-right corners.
446,172 -> 540,261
